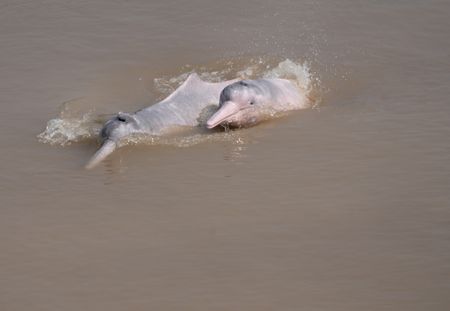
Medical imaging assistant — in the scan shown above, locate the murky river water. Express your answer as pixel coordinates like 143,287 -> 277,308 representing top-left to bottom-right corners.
1,1 -> 450,310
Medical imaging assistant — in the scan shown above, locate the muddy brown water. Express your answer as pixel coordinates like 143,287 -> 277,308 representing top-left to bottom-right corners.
1,1 -> 450,310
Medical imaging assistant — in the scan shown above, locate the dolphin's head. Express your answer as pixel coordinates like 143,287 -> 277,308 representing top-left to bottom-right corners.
99,112 -> 140,143
86,112 -> 139,169
206,81 -> 261,129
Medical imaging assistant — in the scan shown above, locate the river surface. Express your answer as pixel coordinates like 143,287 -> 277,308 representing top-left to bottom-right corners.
1,1 -> 450,310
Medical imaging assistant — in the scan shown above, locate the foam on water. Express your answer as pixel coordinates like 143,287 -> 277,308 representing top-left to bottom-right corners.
37,113 -> 98,146
38,59 -> 317,147
123,129 -> 248,149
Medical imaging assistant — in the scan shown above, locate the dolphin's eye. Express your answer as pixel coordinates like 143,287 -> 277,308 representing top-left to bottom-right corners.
117,116 -> 126,122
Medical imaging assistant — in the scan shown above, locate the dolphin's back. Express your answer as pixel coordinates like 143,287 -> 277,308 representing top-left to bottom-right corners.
135,74 -> 237,134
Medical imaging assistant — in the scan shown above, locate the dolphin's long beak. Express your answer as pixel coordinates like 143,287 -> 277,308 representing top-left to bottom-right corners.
206,101 -> 240,129
85,140 -> 117,170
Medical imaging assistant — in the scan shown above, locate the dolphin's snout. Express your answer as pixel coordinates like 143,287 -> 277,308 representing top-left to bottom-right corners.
206,101 -> 240,129
85,140 -> 117,170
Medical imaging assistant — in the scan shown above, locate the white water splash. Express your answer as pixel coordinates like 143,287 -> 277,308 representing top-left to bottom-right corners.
264,59 -> 311,92
37,112 -> 99,146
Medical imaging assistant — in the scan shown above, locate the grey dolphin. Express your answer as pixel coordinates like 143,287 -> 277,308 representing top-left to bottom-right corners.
206,78 -> 305,129
86,73 -> 237,169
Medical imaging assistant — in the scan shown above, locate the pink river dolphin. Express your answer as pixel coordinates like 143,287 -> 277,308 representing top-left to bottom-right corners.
86,74 -> 304,169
